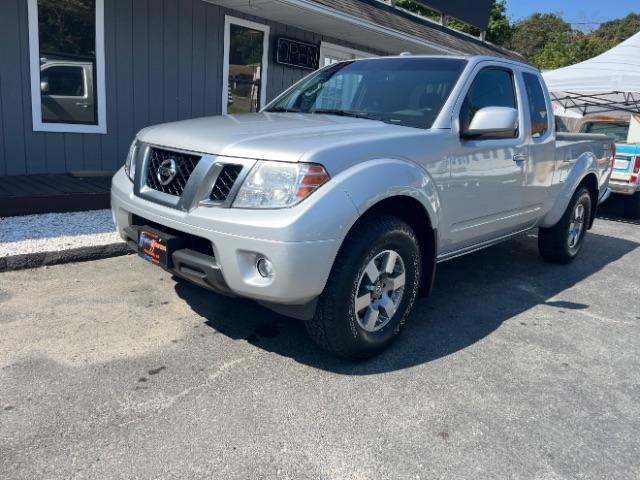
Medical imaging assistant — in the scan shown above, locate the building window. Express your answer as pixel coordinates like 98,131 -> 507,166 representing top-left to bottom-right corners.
223,16 -> 270,115
319,42 -> 374,67
27,0 -> 107,133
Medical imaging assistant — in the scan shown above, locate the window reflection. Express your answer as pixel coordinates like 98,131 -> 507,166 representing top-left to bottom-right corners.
37,0 -> 97,124
523,73 -> 550,138
228,24 -> 264,114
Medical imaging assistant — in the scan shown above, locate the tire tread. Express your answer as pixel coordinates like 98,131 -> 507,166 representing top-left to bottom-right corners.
538,186 -> 592,264
306,214 -> 420,359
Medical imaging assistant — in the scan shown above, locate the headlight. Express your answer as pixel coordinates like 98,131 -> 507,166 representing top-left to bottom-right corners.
124,140 -> 139,182
233,161 -> 330,208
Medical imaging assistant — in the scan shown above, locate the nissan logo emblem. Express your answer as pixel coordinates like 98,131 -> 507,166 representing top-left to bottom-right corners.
157,158 -> 178,186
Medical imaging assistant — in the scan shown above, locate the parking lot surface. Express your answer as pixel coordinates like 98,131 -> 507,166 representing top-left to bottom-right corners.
1,215 -> 639,479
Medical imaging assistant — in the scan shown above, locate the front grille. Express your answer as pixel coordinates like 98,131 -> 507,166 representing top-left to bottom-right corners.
146,148 -> 201,196
210,164 -> 243,202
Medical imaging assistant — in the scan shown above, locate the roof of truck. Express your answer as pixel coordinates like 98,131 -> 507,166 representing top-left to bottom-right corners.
346,54 -> 536,70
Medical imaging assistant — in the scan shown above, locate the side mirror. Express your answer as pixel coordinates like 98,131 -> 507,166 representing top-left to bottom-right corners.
463,106 -> 518,139
40,81 -> 49,94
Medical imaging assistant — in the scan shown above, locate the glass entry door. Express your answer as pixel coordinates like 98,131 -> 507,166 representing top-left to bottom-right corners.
223,17 -> 270,114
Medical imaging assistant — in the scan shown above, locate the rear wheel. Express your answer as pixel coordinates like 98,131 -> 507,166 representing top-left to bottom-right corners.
623,192 -> 640,219
538,186 -> 592,264
306,215 -> 421,360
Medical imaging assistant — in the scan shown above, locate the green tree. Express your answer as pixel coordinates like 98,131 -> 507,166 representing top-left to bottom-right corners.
485,0 -> 513,45
509,13 -> 572,62
530,33 -> 589,70
447,0 -> 512,46
393,2 -> 638,70
395,0 -> 512,46
38,0 -> 95,56
394,0 -> 440,22
588,13 -> 640,53
511,11 -> 640,69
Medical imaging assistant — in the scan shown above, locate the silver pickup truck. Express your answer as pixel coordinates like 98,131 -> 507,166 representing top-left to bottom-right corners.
111,55 -> 613,359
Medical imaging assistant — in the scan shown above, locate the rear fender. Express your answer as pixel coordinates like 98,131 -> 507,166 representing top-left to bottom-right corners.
540,152 -> 598,228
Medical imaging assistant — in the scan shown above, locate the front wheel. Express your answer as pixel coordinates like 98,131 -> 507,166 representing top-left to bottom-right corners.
538,186 -> 592,264
306,215 -> 421,360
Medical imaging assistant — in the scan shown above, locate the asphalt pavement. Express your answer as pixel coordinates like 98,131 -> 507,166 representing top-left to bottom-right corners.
1,214 -> 639,479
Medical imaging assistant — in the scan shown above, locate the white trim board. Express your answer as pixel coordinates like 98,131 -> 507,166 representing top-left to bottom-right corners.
27,0 -> 107,134
222,15 -> 271,115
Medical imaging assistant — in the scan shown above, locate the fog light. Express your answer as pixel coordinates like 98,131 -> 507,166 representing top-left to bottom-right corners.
256,257 -> 274,278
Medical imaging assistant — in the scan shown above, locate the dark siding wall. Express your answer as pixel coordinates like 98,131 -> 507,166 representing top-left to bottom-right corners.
0,0 -> 386,176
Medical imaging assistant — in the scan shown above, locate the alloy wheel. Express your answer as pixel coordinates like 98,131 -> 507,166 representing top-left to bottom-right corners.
354,250 -> 406,333
568,202 -> 585,249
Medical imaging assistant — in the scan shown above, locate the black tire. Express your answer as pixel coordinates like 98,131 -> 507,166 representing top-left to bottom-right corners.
306,215 -> 421,360
623,192 -> 640,219
538,186 -> 592,264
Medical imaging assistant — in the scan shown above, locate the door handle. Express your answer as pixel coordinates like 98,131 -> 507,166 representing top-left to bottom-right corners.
75,102 -> 90,108
513,153 -> 528,163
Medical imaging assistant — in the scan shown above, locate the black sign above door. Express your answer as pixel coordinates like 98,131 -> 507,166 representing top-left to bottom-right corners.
275,37 -> 319,70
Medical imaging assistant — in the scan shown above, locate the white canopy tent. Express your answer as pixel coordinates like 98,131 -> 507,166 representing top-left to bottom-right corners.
542,31 -> 640,118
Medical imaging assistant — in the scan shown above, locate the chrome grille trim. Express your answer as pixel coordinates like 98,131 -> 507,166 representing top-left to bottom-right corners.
146,148 -> 201,196
210,164 -> 244,202
133,142 -> 257,211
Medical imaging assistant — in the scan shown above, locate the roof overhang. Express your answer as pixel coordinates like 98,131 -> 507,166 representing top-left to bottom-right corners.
206,0 -> 460,55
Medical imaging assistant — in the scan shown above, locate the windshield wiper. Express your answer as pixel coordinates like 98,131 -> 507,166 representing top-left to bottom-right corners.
265,107 -> 302,113
311,109 -> 374,120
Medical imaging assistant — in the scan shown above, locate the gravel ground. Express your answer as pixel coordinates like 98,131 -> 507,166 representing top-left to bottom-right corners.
0,210 -> 121,258
0,216 -> 639,479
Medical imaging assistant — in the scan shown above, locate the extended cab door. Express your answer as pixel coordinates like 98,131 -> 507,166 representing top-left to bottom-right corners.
442,64 -> 531,253
520,71 -> 556,220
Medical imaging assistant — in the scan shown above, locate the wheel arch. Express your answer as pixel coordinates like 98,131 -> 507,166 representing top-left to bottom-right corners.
328,158 -> 442,297
540,152 -> 600,229
577,172 -> 599,229
342,195 -> 437,297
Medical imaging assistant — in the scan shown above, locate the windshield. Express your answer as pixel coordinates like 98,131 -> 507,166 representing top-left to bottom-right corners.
580,121 -> 629,142
265,57 -> 467,130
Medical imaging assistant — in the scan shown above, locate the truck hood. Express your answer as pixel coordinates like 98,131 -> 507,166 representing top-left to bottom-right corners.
137,112 -> 415,164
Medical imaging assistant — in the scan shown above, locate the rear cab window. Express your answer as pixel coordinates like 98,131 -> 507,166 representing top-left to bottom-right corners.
522,72 -> 549,138
579,121 -> 630,143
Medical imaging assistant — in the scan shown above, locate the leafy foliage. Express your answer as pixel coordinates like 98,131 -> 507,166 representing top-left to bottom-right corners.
512,12 -> 640,69
38,0 -> 95,57
509,13 -> 572,62
394,1 -> 639,69
395,0 -> 512,45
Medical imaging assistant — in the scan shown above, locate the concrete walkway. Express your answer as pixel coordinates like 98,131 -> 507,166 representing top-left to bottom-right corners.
0,210 -> 127,271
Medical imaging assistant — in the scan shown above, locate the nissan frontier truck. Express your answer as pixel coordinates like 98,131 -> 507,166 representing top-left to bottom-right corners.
112,55 -> 614,359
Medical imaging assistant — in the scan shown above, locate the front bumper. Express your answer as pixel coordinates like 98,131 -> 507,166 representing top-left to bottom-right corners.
111,169 -> 357,306
123,223 -> 233,296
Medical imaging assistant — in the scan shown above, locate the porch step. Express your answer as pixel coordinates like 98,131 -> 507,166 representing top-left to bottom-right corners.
0,174 -> 111,217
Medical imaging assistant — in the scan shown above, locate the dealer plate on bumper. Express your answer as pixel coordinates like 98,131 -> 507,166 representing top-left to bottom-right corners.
138,229 -> 170,268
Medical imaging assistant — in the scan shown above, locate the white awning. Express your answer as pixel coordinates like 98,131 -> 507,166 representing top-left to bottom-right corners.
542,31 -> 640,117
